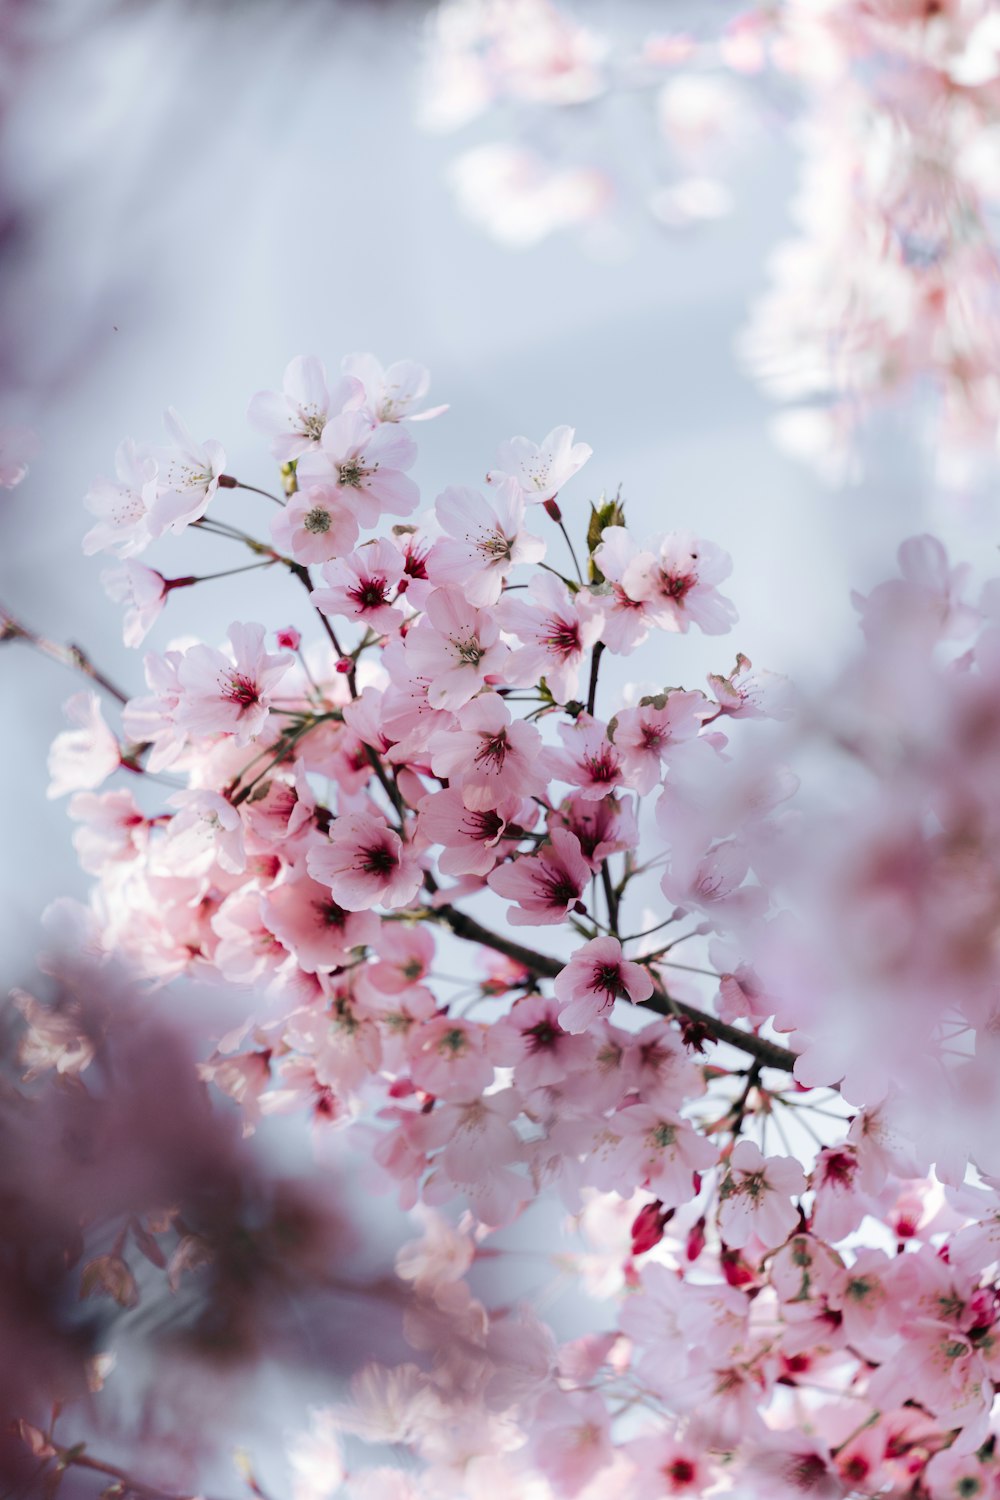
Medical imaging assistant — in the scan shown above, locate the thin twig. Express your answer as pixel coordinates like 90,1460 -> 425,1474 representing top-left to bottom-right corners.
1,604 -> 131,705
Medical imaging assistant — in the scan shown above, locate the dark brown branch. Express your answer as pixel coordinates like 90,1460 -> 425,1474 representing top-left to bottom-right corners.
433,901 -> 798,1073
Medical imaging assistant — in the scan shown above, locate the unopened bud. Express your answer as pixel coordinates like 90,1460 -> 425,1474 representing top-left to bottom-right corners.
335,656 -> 354,674
630,1199 -> 674,1257
543,497 -> 563,522
276,627 -> 301,650
686,1215 -> 707,1262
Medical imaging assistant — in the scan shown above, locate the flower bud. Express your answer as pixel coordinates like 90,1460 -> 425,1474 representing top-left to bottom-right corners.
630,1199 -> 674,1257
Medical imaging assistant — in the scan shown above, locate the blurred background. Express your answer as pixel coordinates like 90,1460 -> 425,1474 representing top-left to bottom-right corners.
0,0 -> 986,967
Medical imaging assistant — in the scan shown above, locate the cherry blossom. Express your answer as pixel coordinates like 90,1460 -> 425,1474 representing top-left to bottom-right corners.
82,437 -> 159,557
148,407 -> 226,535
426,694 -> 546,810
610,692 -> 708,794
718,1140 -> 807,1250
248,354 -> 365,461
487,424 -> 592,503
620,531 -> 737,636
402,587 -> 509,710
47,692 -> 120,799
174,621 -> 294,745
499,573 -> 603,703
427,478 -> 545,605
487,827 -> 590,925
313,539 -> 407,633
342,352 -> 447,424
296,410 -> 419,526
553,937 -> 653,1032
101,560 -> 168,647
307,811 -> 422,911
270,483 -> 360,565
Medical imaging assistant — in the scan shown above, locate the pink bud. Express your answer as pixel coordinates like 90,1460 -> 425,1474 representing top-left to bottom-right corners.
720,1247 -> 755,1287
543,497 -> 563,522
276,627 -> 301,651
335,657 -> 354,674
686,1216 -> 707,1262
630,1199 -> 673,1257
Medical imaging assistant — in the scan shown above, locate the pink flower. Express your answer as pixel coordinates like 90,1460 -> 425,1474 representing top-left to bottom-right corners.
544,715 -> 625,801
426,478 -> 545,605
248,354 -> 365,462
101,560 -> 168,647
621,531 -> 737,635
660,840 -> 764,932
421,1090 -> 531,1227
68,789 -> 149,873
853,534 -> 978,650
313,539 -> 406,632
415,787 -> 522,876
148,407 -> 226,536
121,646 -> 186,772
406,1017 -> 493,1101
707,653 -> 793,720
211,889 -> 290,985
553,937 -> 654,1032
549,792 -> 637,871
487,828 -> 590,925
624,1433 -> 713,1496
487,424 -> 592,503
47,692 -> 120,799
402,588 -> 509,711
488,993 -> 591,1089
528,1390 -> 613,1497
394,1206 -> 474,1300
499,573 -> 604,703
307,812 -> 422,911
591,526 -> 659,654
270,484 -> 360,565
427,694 -> 546,809
82,437 -> 159,557
342,352 -> 447,423
175,622 -> 293,746
160,788 -> 246,875
718,1140 -> 806,1249
610,691 -> 708,794
810,1147 -> 870,1242
367,924 -> 435,995
262,871 -> 378,971
296,410 -> 419,526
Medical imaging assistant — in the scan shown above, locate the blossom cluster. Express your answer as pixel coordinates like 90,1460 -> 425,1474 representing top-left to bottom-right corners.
421,0 -> 1000,485
419,0 -> 752,246
2,349 -> 994,1498
738,0 -> 1000,483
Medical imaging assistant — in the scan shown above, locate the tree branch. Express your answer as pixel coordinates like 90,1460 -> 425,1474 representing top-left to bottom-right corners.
1,605 -> 131,705
432,901 -> 798,1073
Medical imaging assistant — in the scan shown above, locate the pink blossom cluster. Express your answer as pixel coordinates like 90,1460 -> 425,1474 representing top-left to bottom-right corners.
419,0 -> 752,245
14,353 -> 1000,1498
421,0 -> 1000,485
740,0 -> 1000,484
